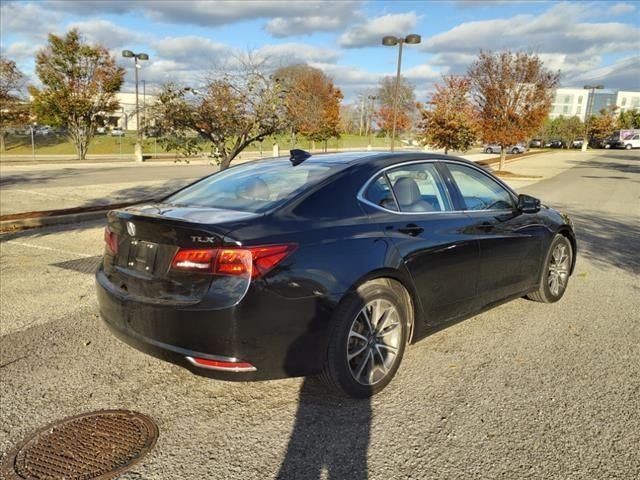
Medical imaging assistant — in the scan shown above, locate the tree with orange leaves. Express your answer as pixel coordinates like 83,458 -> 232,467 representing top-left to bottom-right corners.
375,105 -> 410,135
275,64 -> 343,146
419,76 -> 477,154
467,51 -> 559,170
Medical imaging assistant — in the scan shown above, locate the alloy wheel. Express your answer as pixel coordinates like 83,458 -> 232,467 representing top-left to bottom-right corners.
548,243 -> 571,297
347,299 -> 403,386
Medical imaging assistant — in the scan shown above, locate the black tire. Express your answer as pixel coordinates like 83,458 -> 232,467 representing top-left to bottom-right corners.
527,234 -> 573,303
485,148 -> 493,154
625,144 -> 632,150
320,279 -> 409,398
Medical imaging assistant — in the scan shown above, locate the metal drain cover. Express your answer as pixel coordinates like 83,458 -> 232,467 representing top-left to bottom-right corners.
2,410 -> 158,480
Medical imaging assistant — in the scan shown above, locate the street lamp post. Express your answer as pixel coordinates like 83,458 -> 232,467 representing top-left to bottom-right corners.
382,34 -> 421,152
122,50 -> 149,161
582,84 -> 604,152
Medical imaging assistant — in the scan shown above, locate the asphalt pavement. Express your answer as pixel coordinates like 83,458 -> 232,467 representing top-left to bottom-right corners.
0,149 -> 639,479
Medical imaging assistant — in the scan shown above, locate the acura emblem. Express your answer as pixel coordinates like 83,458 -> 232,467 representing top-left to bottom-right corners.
126,221 -> 136,237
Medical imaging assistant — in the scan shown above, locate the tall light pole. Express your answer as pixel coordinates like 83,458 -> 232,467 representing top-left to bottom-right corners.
582,84 -> 604,152
122,50 -> 149,161
382,34 -> 421,151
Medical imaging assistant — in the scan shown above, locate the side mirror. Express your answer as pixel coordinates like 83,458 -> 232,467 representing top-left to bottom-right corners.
518,194 -> 541,213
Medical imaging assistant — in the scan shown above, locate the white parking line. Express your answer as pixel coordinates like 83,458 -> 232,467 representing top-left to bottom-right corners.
3,240 -> 95,258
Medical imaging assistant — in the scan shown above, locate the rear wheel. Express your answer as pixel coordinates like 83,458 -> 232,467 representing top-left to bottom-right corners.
527,234 -> 572,303
485,148 -> 493,154
625,144 -> 632,150
321,280 -> 409,398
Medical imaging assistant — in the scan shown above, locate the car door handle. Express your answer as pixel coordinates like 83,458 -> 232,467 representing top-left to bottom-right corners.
397,224 -> 424,236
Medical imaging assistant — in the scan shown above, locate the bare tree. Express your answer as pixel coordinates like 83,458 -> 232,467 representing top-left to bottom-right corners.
468,51 -> 560,170
29,30 -> 125,160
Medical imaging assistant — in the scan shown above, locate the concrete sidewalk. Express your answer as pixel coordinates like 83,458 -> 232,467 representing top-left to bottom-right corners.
0,150 -> 565,218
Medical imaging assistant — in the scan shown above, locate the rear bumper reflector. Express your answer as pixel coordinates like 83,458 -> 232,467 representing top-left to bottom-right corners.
186,356 -> 257,372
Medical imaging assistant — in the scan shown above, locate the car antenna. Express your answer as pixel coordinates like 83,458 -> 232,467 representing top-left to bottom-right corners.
289,149 -> 312,166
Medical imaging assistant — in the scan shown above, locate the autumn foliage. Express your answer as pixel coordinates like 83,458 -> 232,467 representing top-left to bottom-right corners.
419,76 -> 477,154
276,64 -> 343,143
29,30 -> 125,160
0,58 -> 29,152
468,51 -> 559,170
375,105 -> 410,134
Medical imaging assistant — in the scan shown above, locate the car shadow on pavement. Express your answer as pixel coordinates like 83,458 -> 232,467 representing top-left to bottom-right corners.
276,377 -> 370,480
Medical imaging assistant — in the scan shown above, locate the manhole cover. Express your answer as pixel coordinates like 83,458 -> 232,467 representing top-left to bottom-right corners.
2,410 -> 158,480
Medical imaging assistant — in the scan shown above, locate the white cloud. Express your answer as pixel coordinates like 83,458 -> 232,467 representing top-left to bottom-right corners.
253,43 -> 340,65
567,55 -> 640,91
0,2 -> 63,41
339,13 -> 420,48
43,0 -> 361,37
608,3 -> 636,16
66,20 -> 143,50
152,36 -> 229,65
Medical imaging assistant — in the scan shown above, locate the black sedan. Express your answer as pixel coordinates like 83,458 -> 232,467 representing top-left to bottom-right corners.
97,151 -> 576,398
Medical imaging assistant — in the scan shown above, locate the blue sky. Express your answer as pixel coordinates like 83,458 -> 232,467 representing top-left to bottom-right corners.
1,0 -> 639,102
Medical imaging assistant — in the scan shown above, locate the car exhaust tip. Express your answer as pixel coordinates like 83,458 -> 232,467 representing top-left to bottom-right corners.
186,356 -> 257,372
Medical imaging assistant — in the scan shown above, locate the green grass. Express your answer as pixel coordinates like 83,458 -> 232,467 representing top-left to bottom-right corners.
2,132 -> 392,156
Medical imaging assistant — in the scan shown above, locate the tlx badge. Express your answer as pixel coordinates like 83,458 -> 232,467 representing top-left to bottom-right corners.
191,236 -> 216,243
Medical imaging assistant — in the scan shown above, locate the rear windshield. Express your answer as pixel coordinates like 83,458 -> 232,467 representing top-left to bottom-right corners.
165,159 -> 341,213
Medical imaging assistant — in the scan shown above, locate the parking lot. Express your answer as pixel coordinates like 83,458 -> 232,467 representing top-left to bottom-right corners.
1,149 -> 639,479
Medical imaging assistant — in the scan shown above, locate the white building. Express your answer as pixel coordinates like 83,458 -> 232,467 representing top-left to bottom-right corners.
549,88 -> 589,121
616,91 -> 640,114
549,88 -> 640,121
110,92 -> 157,131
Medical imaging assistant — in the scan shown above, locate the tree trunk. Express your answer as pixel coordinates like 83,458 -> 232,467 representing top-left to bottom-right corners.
0,132 -> 5,153
444,146 -> 448,155
220,154 -> 232,171
499,147 -> 506,171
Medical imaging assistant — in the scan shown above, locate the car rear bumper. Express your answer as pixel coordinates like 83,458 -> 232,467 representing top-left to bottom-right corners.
96,267 -> 338,380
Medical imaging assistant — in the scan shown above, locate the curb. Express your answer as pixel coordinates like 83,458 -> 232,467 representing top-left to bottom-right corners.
0,210 -> 109,232
0,202 -> 142,233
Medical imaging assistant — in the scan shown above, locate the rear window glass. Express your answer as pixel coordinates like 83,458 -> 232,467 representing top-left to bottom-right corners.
165,160 -> 341,213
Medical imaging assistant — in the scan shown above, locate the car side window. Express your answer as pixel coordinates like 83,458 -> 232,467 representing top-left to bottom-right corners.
446,163 -> 515,211
364,175 -> 399,211
386,163 -> 451,212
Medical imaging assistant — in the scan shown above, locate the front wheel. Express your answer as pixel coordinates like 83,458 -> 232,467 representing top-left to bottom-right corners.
321,280 -> 409,398
625,144 -> 632,150
485,148 -> 493,154
527,234 -> 573,303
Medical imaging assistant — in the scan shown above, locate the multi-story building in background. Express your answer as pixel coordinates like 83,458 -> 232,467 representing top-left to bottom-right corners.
549,88 -> 640,121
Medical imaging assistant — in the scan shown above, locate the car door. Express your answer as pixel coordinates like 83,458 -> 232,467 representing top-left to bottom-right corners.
440,161 -> 544,306
359,161 -> 481,326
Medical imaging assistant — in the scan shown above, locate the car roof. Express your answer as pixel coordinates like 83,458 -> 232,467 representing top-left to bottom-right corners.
266,150 -> 476,169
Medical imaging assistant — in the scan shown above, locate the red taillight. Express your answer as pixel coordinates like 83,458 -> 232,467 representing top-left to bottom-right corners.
171,249 -> 216,272
170,244 -> 296,278
104,226 -> 118,255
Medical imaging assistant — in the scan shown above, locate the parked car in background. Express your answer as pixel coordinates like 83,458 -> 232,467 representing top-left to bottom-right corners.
97,150 -> 576,398
111,128 -> 125,137
96,126 -> 106,134
604,129 -> 640,149
571,138 -> 584,149
529,139 -> 543,148
483,144 -> 526,154
35,126 -> 53,136
545,140 -> 565,149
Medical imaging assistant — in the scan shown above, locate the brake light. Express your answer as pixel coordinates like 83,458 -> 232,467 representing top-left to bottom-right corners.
171,249 -> 216,272
170,244 -> 296,278
104,226 -> 118,255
